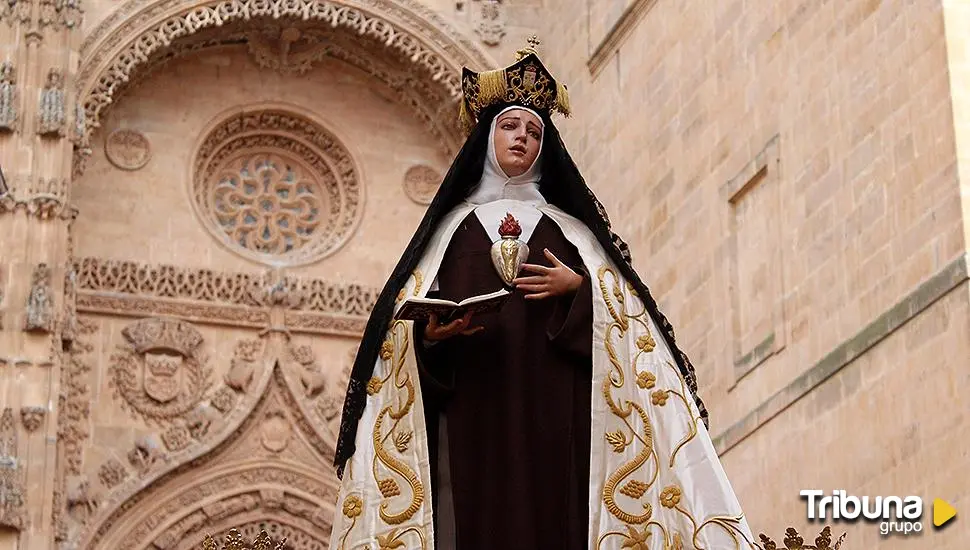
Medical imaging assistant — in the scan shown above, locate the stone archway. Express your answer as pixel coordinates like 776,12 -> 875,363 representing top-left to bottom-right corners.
74,0 -> 495,165
70,323 -> 346,550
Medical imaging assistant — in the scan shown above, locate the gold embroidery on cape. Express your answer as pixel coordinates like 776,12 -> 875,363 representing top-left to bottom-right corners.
376,527 -> 428,549
596,266 -> 756,550
597,266 -> 656,527
371,320 -> 425,525
337,493 -> 364,550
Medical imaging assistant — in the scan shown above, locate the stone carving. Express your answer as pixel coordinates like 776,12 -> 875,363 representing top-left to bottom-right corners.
403,164 -> 442,205
201,492 -> 260,522
62,266 -> 78,345
193,109 -> 362,266
20,406 -> 45,432
0,189 -> 77,220
98,458 -> 129,489
0,0 -> 31,25
153,509 -> 209,549
37,69 -> 66,137
161,425 -> 192,452
246,26 -> 332,75
474,0 -> 506,47
185,403 -> 219,440
225,339 -> 263,393
75,0 -> 491,149
210,387 -> 237,414
127,434 -> 166,474
24,263 -> 54,333
108,317 -> 212,423
290,344 -> 325,398
249,268 -> 304,310
65,476 -> 99,522
53,319 -> 95,544
73,101 -> 86,143
104,128 -> 151,170
260,410 -> 291,453
38,0 -> 81,29
0,408 -> 25,530
0,62 -> 17,132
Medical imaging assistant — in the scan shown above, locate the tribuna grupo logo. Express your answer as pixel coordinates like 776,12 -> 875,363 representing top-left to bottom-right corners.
800,490 -> 923,535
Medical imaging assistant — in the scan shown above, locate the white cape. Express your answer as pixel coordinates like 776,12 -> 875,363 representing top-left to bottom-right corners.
330,203 -> 756,549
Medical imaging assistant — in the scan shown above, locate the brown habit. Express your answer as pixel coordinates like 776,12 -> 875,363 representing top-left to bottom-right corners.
415,211 -> 593,550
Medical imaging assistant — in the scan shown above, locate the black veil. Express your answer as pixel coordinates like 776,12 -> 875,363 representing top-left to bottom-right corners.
333,103 -> 708,477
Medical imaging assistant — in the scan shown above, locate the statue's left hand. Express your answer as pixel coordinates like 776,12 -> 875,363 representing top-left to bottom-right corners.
513,248 -> 583,300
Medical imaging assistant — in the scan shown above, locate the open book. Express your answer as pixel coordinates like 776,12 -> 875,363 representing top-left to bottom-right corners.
393,288 -> 511,322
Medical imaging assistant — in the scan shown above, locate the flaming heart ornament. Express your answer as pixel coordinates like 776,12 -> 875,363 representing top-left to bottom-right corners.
490,213 -> 529,286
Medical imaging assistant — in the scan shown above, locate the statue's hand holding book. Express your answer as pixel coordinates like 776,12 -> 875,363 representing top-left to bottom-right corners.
393,288 -> 511,323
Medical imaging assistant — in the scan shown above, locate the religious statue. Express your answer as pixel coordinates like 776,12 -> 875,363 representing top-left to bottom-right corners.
24,263 -> 54,333
330,38 -> 757,549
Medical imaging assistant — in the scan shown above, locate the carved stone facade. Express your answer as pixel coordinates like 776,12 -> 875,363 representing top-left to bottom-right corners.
0,1 -> 493,548
7,0 -> 969,548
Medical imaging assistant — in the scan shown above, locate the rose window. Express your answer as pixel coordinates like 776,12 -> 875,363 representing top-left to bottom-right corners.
192,108 -> 362,265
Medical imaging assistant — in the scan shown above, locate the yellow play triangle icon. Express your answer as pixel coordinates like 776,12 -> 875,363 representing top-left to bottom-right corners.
933,498 -> 956,527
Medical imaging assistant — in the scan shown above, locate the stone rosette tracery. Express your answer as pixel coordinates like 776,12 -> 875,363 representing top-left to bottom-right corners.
191,107 -> 362,266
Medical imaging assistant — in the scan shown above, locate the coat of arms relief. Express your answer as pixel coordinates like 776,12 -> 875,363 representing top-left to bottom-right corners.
109,317 -> 213,424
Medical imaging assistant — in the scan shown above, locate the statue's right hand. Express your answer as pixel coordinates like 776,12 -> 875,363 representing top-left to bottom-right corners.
424,311 -> 483,341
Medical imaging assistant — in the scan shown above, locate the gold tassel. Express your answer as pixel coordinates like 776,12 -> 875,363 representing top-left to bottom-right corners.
555,82 -> 571,117
458,99 -> 475,134
476,69 -> 509,107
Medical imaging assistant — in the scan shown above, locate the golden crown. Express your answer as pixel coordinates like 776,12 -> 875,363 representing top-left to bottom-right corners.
200,529 -> 286,550
458,35 -> 571,133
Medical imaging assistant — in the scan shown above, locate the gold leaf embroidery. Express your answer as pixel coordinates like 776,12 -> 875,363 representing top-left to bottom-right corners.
367,377 -> 384,395
605,430 -> 627,452
651,390 -> 669,406
394,430 -> 413,453
342,495 -> 363,518
620,525 -> 651,549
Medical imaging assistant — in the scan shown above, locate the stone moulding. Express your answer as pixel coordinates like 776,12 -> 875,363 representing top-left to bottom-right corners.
74,257 -> 376,336
74,0 -> 495,149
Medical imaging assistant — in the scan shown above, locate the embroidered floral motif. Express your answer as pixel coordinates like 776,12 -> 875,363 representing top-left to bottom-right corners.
636,371 -> 656,389
660,485 -> 682,508
635,333 -> 655,352
342,495 -> 363,518
651,390 -> 669,406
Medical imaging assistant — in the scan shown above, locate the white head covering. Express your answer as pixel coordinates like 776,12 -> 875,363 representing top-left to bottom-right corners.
465,105 -> 546,205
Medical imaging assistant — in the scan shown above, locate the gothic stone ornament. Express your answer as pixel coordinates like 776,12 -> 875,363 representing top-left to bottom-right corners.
403,164 -> 441,205
104,128 -> 151,170
24,263 -> 54,333
37,69 -> 66,137
19,406 -> 46,432
474,0 -> 506,47
490,213 -> 529,286
0,62 -> 17,132
0,408 -> 25,530
192,109 -> 362,267
109,317 -> 212,424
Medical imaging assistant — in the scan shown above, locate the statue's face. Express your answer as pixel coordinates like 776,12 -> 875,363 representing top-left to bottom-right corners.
492,109 -> 542,177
